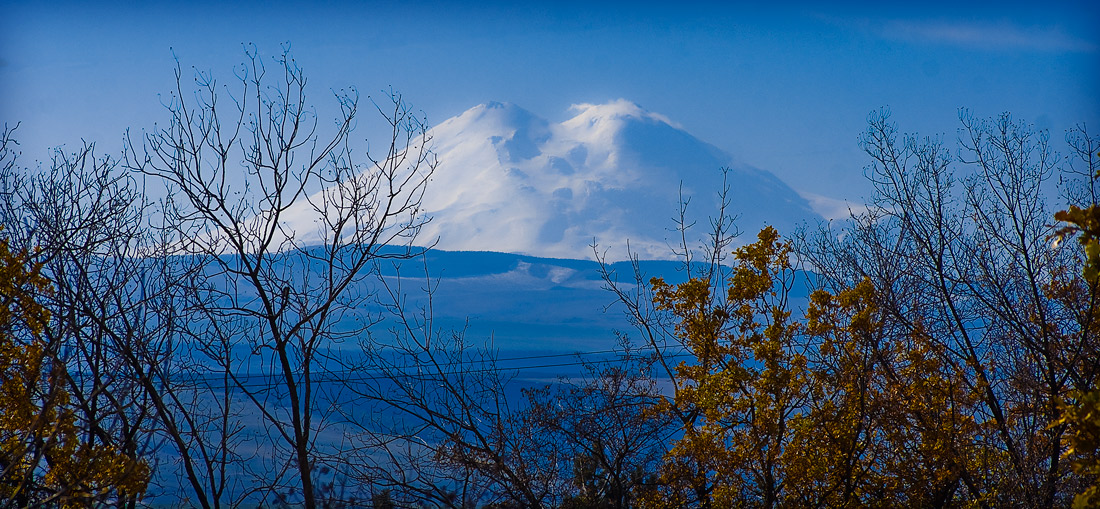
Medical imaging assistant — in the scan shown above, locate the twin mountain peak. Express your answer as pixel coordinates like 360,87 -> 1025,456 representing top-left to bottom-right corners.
301,100 -> 822,261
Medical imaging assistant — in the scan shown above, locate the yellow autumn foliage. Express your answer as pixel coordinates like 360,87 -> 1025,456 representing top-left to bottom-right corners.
643,228 -> 1000,507
0,235 -> 149,506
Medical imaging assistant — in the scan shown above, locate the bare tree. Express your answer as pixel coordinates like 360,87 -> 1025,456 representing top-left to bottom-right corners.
592,171 -> 743,507
326,253 -> 675,508
0,124 -> 162,507
524,335 -> 674,509
340,266 -> 570,508
121,45 -> 435,508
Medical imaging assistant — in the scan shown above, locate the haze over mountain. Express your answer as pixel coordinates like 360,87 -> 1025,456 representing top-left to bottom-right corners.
415,100 -> 821,260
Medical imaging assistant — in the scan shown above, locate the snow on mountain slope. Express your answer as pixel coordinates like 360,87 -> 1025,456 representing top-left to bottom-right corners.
272,100 -> 820,260
415,100 -> 820,260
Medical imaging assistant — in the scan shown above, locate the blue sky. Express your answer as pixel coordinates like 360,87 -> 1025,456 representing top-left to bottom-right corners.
1,1 -> 1097,204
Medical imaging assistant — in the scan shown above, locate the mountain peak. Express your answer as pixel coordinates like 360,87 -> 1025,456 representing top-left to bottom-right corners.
277,100 -> 820,261
565,99 -> 681,129
445,101 -> 543,129
408,101 -> 821,261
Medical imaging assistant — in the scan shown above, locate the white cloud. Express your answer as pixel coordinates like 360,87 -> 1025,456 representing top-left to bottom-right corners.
799,191 -> 871,221
880,19 -> 1096,52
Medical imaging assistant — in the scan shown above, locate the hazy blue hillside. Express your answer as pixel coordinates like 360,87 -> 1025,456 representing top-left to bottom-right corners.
370,246 -> 813,357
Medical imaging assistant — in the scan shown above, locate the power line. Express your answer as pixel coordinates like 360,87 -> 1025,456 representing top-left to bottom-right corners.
165,347 -> 690,391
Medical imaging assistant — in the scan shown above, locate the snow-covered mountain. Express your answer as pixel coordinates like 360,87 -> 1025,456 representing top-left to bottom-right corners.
415,100 -> 820,260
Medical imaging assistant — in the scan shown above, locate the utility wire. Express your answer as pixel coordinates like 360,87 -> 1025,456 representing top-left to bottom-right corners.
166,347 -> 691,391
